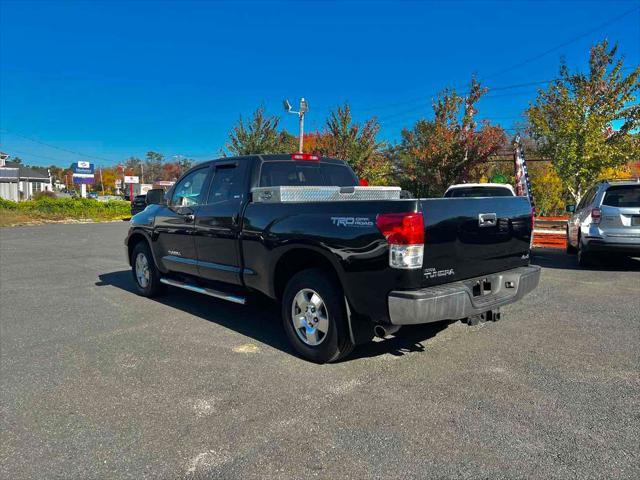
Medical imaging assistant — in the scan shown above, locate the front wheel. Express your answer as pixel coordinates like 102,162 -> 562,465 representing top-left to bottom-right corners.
282,269 -> 354,363
131,241 -> 165,297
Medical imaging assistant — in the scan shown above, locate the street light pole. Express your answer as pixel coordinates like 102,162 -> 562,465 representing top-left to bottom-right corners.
298,108 -> 305,153
284,98 -> 308,153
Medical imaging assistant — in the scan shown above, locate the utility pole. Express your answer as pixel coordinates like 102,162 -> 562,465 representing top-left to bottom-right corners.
140,163 -> 144,184
284,98 -> 309,153
99,167 -> 105,195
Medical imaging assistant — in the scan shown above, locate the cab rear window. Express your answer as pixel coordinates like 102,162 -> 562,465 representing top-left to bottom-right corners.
602,185 -> 640,208
259,161 -> 358,187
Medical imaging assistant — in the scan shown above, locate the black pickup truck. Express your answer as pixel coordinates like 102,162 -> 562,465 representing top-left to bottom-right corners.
125,154 -> 540,362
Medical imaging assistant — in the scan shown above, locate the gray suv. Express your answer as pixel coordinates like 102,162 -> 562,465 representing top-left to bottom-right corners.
566,179 -> 640,266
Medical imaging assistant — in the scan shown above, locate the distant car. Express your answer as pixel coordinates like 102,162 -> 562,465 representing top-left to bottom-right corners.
566,179 -> 640,266
131,194 -> 148,216
443,183 -> 516,198
88,192 -> 98,199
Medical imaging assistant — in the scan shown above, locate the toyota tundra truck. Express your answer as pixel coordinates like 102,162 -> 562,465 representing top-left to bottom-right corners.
125,154 -> 540,363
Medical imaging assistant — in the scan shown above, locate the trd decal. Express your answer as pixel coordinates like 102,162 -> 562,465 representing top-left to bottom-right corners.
331,217 -> 374,227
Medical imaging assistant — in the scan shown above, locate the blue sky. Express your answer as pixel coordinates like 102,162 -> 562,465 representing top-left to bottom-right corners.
1,0 -> 638,167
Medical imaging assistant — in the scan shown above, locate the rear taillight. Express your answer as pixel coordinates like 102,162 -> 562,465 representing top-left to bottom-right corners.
376,212 -> 424,269
291,153 -> 319,161
359,178 -> 369,186
591,207 -> 601,224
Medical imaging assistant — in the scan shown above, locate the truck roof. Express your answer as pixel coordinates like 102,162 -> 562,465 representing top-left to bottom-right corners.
198,154 -> 347,167
598,178 -> 640,186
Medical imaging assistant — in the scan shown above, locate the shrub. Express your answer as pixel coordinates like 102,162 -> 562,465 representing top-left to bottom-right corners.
33,190 -> 57,200
0,196 -> 130,222
0,198 -> 19,210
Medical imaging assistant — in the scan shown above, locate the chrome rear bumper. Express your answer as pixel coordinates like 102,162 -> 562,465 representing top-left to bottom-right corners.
388,266 -> 541,325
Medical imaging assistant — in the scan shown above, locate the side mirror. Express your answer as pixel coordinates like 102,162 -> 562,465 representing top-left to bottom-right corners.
146,188 -> 165,205
566,204 -> 576,213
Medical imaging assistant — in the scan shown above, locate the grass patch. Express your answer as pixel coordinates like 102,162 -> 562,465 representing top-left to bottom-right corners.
0,197 -> 131,226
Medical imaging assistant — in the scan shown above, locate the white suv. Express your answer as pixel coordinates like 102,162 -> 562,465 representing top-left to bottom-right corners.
566,179 -> 640,266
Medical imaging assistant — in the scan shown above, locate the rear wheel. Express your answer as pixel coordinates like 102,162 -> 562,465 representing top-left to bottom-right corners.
131,241 -> 165,297
566,227 -> 577,254
577,236 -> 593,267
282,268 -> 354,363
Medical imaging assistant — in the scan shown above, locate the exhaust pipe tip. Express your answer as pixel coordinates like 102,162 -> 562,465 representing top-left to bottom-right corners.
374,324 -> 401,338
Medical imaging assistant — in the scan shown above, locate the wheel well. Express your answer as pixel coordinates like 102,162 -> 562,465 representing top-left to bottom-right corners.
127,232 -> 149,264
273,249 -> 341,299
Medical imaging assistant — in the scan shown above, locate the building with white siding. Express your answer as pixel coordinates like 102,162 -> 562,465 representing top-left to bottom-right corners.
0,153 -> 52,201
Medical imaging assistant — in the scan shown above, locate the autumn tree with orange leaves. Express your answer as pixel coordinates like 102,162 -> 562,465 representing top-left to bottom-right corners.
306,103 -> 393,185
395,78 -> 506,197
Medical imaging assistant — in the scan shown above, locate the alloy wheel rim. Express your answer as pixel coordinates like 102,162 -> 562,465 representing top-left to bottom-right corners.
291,288 -> 329,346
135,252 -> 150,288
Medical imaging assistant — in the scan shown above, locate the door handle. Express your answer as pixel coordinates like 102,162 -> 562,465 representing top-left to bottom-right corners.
184,214 -> 195,223
478,213 -> 497,227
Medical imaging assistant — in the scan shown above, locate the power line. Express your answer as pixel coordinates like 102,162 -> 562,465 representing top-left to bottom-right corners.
0,128 -> 118,163
1,147 -> 72,164
480,5 -> 640,81
350,7 -> 637,116
377,89 -> 541,125
378,64 -> 635,128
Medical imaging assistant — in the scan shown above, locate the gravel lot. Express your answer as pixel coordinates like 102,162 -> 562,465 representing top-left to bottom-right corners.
1,222 -> 639,479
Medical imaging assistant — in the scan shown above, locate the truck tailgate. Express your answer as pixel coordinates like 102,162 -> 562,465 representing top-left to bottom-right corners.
420,196 -> 533,287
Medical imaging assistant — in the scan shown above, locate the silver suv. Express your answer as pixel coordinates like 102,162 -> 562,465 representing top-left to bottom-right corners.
566,179 -> 640,266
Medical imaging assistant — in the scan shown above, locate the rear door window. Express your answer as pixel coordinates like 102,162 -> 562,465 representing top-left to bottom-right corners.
602,185 -> 640,208
207,164 -> 246,204
578,187 -> 596,210
259,162 -> 358,187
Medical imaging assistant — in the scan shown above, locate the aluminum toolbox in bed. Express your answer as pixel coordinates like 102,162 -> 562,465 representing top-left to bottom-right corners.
251,185 -> 402,203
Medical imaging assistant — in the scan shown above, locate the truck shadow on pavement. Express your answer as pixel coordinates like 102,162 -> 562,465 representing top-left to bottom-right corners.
531,248 -> 640,271
96,270 -> 452,362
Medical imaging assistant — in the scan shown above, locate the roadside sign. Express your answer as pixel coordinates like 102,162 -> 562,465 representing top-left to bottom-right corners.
491,173 -> 508,184
124,175 -> 139,184
155,180 -> 175,187
72,161 -> 95,184
73,162 -> 95,174
72,175 -> 94,184
139,184 -> 153,195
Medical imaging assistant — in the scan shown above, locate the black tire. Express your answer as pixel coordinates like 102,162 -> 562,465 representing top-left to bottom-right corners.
282,268 -> 354,363
566,227 -> 577,254
131,241 -> 165,297
577,236 -> 593,267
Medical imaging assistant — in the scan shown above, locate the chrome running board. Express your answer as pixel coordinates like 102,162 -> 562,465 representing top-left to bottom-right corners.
160,278 -> 246,305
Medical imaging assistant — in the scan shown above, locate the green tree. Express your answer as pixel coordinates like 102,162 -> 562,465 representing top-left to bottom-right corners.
225,107 -> 296,155
528,162 -> 566,216
397,78 -> 506,197
124,156 -> 142,175
144,151 -> 164,183
527,40 -> 640,204
177,157 -> 193,175
313,103 -> 392,184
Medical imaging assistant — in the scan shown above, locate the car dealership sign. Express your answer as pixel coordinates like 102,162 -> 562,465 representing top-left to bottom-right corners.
72,161 -> 95,184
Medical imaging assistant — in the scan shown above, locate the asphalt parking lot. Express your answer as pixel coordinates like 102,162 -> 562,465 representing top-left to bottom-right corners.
1,222 -> 639,479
